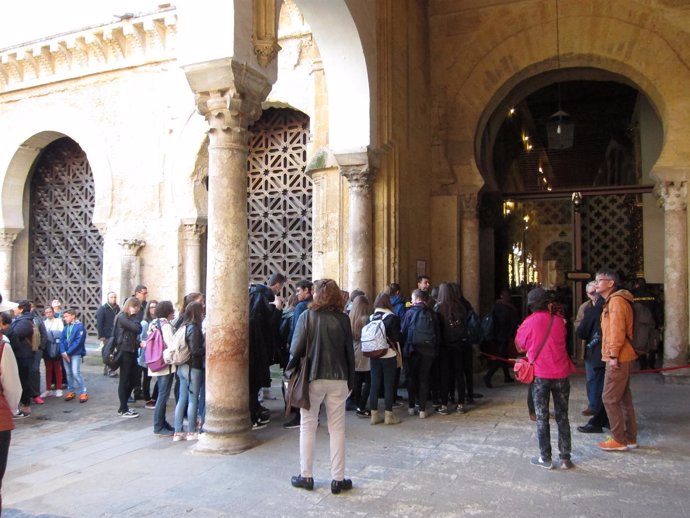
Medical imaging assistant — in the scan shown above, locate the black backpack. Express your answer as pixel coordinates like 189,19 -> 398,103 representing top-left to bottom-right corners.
407,308 -> 436,356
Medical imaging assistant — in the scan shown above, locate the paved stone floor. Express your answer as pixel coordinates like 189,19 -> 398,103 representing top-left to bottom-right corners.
4,355 -> 690,517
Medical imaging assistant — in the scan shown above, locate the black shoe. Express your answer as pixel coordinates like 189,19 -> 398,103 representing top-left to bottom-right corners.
331,478 -> 353,494
283,415 -> 301,429
577,424 -> 603,434
466,398 -> 476,405
470,392 -> 483,399
355,408 -> 371,418
291,475 -> 314,490
483,374 -> 493,389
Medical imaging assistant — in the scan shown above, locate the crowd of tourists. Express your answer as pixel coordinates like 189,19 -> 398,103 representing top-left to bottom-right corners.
0,267 -> 657,501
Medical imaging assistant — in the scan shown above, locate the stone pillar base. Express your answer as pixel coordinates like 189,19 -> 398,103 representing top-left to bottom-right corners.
193,430 -> 257,455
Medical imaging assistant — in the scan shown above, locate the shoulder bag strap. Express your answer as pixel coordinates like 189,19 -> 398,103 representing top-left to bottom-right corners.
531,314 -> 554,364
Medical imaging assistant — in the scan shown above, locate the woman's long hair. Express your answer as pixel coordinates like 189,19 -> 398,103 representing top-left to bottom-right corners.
373,292 -> 393,311
144,299 -> 158,323
309,279 -> 344,312
182,301 -> 204,327
121,296 -> 141,316
436,282 -> 464,320
349,295 -> 370,340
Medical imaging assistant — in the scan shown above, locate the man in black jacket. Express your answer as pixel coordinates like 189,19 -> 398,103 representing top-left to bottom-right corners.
248,273 -> 285,429
8,300 -> 36,416
97,292 -> 121,377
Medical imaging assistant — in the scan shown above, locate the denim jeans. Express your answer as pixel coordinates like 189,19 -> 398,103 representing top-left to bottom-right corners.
153,372 -> 174,432
63,355 -> 86,394
584,359 -> 605,413
532,376 -> 571,461
174,364 -> 204,433
369,356 -> 397,412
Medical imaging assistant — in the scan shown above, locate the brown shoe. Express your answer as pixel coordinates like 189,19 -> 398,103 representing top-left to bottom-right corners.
581,408 -> 595,416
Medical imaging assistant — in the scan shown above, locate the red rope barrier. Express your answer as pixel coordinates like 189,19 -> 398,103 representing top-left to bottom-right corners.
478,351 -> 690,374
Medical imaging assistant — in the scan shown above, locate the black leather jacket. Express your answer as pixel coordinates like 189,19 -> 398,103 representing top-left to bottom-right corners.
185,323 -> 205,370
288,309 -> 355,390
114,313 -> 142,353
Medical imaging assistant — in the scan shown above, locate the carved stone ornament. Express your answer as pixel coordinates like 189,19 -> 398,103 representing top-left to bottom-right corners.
252,0 -> 281,68
341,165 -> 375,193
0,231 -> 18,251
460,192 -> 479,218
657,181 -> 687,212
118,238 -> 145,256
253,38 -> 281,68
182,223 -> 207,242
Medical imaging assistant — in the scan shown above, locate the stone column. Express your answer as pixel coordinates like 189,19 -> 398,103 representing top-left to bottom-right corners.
181,219 -> 207,295
117,239 -> 145,301
0,230 -> 19,300
185,60 -> 270,454
337,152 -> 376,299
658,181 -> 690,377
460,193 -> 480,310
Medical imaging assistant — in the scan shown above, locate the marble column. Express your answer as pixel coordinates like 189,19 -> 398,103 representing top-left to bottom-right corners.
338,153 -> 375,299
117,239 -> 145,301
658,181 -> 690,377
181,219 -> 207,295
0,230 -> 19,300
186,61 -> 270,454
460,193 -> 480,310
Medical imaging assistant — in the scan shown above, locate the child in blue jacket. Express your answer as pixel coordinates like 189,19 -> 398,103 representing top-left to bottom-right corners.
59,309 -> 88,402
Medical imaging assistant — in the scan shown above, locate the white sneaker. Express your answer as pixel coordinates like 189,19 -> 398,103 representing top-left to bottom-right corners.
186,432 -> 199,441
54,389 -> 64,397
41,390 -> 54,398
419,411 -> 427,419
173,433 -> 186,442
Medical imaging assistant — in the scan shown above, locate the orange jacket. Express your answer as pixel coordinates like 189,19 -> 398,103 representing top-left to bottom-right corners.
601,289 -> 638,363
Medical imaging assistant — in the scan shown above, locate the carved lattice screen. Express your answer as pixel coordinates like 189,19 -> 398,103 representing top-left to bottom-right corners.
582,194 -> 642,276
29,138 -> 103,335
247,108 -> 312,293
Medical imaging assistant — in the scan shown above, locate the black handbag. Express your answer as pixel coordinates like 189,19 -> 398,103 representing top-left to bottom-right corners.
102,322 -> 122,370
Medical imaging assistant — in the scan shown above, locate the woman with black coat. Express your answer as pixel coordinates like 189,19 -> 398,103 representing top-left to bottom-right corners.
115,297 -> 143,418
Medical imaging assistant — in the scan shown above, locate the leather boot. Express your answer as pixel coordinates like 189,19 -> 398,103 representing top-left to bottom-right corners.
384,410 -> 400,425
370,410 -> 382,425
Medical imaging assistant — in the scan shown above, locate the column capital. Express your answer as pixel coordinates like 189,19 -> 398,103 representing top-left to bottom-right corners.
184,59 -> 271,146
459,192 -> 479,219
118,239 -> 146,256
335,148 -> 380,193
656,181 -> 687,212
181,221 -> 207,242
0,230 -> 19,251
340,164 -> 376,193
